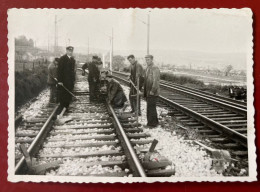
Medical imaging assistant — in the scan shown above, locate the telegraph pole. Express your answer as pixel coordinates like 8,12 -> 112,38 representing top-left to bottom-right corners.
47,34 -> 50,53
88,37 -> 89,55
112,28 -> 113,66
110,28 -> 114,73
147,12 -> 150,55
54,15 -> 58,54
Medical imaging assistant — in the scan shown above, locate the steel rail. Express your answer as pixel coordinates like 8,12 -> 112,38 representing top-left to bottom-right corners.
15,105 -> 60,174
160,81 -> 247,109
112,71 -> 247,112
79,69 -> 146,177
161,80 -> 247,109
112,74 -> 248,148
159,96 -> 247,147
107,103 -> 147,177
161,83 -> 247,116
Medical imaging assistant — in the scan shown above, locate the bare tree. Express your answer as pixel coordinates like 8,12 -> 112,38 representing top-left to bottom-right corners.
224,64 -> 233,76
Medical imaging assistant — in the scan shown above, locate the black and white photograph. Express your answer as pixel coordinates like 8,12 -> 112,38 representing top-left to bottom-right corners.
8,8 -> 256,183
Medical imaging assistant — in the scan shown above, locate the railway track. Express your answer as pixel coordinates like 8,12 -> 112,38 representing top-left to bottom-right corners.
14,71 -> 175,177
112,71 -> 248,162
15,102 -> 59,164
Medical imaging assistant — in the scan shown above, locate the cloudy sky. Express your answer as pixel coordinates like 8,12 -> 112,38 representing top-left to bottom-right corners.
9,8 -> 252,53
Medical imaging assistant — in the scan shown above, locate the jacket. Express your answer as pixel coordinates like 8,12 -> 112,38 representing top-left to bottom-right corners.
130,61 -> 144,94
108,79 -> 126,103
144,64 -> 160,97
47,62 -> 58,85
88,61 -> 100,83
57,54 -> 76,90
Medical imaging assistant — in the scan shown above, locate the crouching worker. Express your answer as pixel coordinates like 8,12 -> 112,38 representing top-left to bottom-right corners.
106,74 -> 127,108
47,58 -> 59,104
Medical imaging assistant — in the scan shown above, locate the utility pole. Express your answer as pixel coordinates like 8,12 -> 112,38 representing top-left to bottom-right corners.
147,12 -> 150,55
88,37 -> 89,55
110,28 -> 114,73
54,15 -> 58,54
102,54 -> 105,68
47,34 -> 50,53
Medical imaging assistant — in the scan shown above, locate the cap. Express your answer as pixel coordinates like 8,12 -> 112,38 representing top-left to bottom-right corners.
101,70 -> 109,75
145,54 -> 153,59
106,74 -> 113,78
54,57 -> 60,62
66,46 -> 74,51
92,56 -> 98,60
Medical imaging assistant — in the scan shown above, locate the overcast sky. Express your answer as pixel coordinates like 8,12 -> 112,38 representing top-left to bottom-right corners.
8,8 -> 252,54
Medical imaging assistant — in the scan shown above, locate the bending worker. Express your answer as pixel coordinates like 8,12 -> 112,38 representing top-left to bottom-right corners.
57,46 -> 76,109
106,74 -> 127,108
143,54 -> 160,128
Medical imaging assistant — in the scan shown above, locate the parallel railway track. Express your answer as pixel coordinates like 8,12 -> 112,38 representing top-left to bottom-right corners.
112,71 -> 248,162
14,71 -> 175,177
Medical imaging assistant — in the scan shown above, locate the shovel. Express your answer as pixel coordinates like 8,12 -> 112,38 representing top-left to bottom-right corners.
144,139 -> 159,162
56,107 -> 74,125
51,76 -> 77,99
194,140 -> 237,162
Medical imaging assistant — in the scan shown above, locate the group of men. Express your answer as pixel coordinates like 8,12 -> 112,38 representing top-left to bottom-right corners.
47,46 -> 76,110
128,54 -> 160,127
48,46 -> 160,128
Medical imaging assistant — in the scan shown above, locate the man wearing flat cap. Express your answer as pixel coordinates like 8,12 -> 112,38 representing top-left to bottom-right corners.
87,55 -> 101,102
144,54 -> 160,128
57,46 -> 76,109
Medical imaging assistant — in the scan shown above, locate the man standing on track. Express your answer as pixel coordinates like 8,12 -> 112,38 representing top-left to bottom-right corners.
47,57 -> 59,104
87,56 -> 101,102
127,55 -> 144,115
144,55 -> 160,128
57,46 -> 76,109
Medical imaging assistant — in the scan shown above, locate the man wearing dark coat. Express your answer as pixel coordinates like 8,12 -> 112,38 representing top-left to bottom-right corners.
144,55 -> 160,127
57,46 -> 76,109
127,55 -> 144,115
88,56 -> 101,101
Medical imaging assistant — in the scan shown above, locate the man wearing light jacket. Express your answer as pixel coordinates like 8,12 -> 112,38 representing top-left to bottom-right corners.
143,55 -> 160,128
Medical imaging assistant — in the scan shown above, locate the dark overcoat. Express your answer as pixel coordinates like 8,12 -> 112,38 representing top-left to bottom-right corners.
57,54 -> 76,90
57,54 -> 76,108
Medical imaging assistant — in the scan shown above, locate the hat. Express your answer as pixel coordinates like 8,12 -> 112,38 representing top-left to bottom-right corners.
54,57 -> 60,62
101,70 -> 109,75
145,54 -> 153,59
106,74 -> 113,78
92,56 -> 98,60
66,46 -> 74,51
